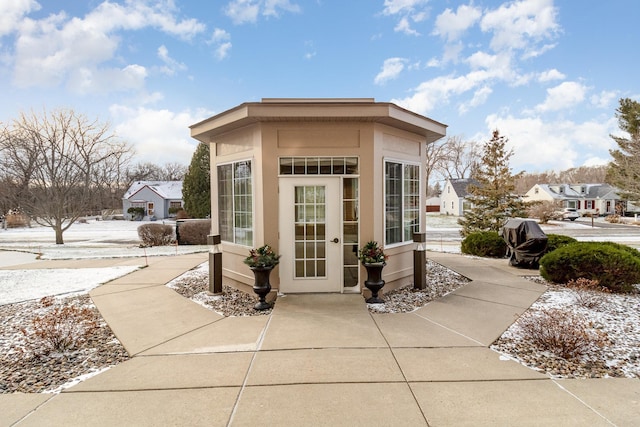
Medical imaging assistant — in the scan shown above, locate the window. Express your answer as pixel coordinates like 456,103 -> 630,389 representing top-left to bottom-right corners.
169,201 -> 182,209
385,161 -> 420,245
218,160 -> 253,246
279,157 -> 358,175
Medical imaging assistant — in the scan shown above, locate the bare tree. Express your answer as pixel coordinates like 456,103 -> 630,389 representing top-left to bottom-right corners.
161,162 -> 188,181
426,135 -> 481,193
0,109 -> 132,244
424,137 -> 451,194
126,161 -> 187,184
441,135 -> 481,180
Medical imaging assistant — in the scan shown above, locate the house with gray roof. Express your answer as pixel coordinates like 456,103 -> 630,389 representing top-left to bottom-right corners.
524,183 -> 621,216
122,181 -> 184,220
441,178 -> 477,216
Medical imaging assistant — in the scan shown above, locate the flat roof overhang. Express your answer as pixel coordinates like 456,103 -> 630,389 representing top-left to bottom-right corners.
190,98 -> 447,144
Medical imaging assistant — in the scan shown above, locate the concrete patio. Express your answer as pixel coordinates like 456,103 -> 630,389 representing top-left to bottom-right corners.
2,252 -> 639,426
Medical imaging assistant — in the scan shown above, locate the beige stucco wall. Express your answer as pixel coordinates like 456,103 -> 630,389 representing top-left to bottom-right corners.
207,117 -> 433,295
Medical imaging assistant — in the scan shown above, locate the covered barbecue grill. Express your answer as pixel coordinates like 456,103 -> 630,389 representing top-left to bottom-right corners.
500,219 -> 548,268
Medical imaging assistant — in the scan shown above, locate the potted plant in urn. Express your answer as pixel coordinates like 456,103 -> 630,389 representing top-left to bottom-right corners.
358,241 -> 388,303
244,244 -> 281,310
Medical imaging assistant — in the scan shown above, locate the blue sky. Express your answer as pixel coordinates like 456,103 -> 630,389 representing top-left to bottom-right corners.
1,0 -> 638,174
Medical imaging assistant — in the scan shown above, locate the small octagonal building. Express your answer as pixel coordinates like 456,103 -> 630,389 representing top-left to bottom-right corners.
190,98 -> 446,296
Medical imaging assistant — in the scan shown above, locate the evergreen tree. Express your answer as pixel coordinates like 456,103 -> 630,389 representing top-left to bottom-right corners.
182,142 -> 211,218
606,98 -> 640,203
458,130 -> 527,237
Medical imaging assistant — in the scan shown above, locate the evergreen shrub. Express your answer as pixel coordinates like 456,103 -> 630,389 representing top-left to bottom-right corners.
539,242 -> 640,293
461,231 -> 507,258
545,234 -> 577,253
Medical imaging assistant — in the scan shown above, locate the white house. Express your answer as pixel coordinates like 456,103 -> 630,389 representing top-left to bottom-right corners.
441,178 -> 475,216
524,183 -> 621,216
122,181 -> 184,220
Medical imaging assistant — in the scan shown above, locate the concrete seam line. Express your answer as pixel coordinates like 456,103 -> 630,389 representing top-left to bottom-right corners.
226,312 -> 274,426
551,379 -> 617,426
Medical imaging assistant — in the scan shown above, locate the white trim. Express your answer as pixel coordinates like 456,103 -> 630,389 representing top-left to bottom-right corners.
383,157 -> 422,248
216,158 -> 255,248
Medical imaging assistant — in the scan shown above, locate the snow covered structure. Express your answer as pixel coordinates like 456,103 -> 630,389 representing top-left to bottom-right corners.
122,181 -> 183,220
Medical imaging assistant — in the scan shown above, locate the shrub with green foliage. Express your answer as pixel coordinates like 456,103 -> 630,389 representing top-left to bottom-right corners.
545,234 -> 578,253
539,241 -> 640,293
176,219 -> 211,245
137,223 -> 173,246
127,206 -> 145,219
461,231 -> 507,258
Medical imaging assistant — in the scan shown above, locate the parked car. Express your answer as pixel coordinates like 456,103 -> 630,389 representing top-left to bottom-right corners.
552,208 -> 580,221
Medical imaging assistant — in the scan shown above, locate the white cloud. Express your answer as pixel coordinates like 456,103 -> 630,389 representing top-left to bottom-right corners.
538,68 -> 565,82
394,50 -> 518,115
394,16 -> 420,36
393,73 -> 484,114
157,45 -> 187,75
374,57 -> 408,85
10,1 -> 205,92
210,28 -> 232,60
263,0 -> 301,17
432,5 -> 482,42
225,0 -> 260,24
67,64 -> 148,95
583,156 -> 609,167
382,0 -> 429,16
110,105 -> 211,165
459,86 -> 492,114
225,0 -> 300,25
534,81 -> 588,113
480,0 -> 560,53
590,90 -> 618,109
484,113 -> 616,172
382,0 -> 429,36
0,0 -> 39,37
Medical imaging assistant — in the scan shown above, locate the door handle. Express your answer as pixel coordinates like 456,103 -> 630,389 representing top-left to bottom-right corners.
331,238 -> 339,243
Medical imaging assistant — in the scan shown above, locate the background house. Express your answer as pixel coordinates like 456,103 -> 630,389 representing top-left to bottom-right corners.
426,196 -> 441,212
122,181 -> 183,220
441,178 -> 475,216
524,183 -> 621,216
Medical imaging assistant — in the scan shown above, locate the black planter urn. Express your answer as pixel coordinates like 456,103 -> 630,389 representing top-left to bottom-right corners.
251,266 -> 274,310
363,263 -> 385,304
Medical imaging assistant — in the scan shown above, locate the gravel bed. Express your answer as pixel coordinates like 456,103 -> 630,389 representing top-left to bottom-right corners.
365,260 -> 469,312
165,260 -> 469,315
0,295 -> 129,394
492,278 -> 640,379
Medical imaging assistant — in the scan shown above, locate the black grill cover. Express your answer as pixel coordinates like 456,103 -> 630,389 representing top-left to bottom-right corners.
500,219 -> 548,268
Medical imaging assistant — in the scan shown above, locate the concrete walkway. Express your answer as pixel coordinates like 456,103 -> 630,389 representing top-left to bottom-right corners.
3,252 -> 640,426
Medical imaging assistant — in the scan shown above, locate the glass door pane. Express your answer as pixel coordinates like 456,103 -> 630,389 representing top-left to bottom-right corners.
294,185 -> 327,279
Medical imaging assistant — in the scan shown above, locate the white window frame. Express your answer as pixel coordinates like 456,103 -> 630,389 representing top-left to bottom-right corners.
217,159 -> 254,247
384,158 -> 421,247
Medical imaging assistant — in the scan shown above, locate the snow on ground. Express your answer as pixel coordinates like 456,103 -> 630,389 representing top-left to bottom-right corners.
0,266 -> 141,305
0,219 -> 206,305
0,218 -> 206,260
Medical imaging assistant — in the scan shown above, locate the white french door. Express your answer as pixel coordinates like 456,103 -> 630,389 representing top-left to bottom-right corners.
279,177 -> 342,293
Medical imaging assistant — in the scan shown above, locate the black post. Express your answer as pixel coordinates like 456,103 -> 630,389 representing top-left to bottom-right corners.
208,234 -> 222,294
413,233 -> 427,290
